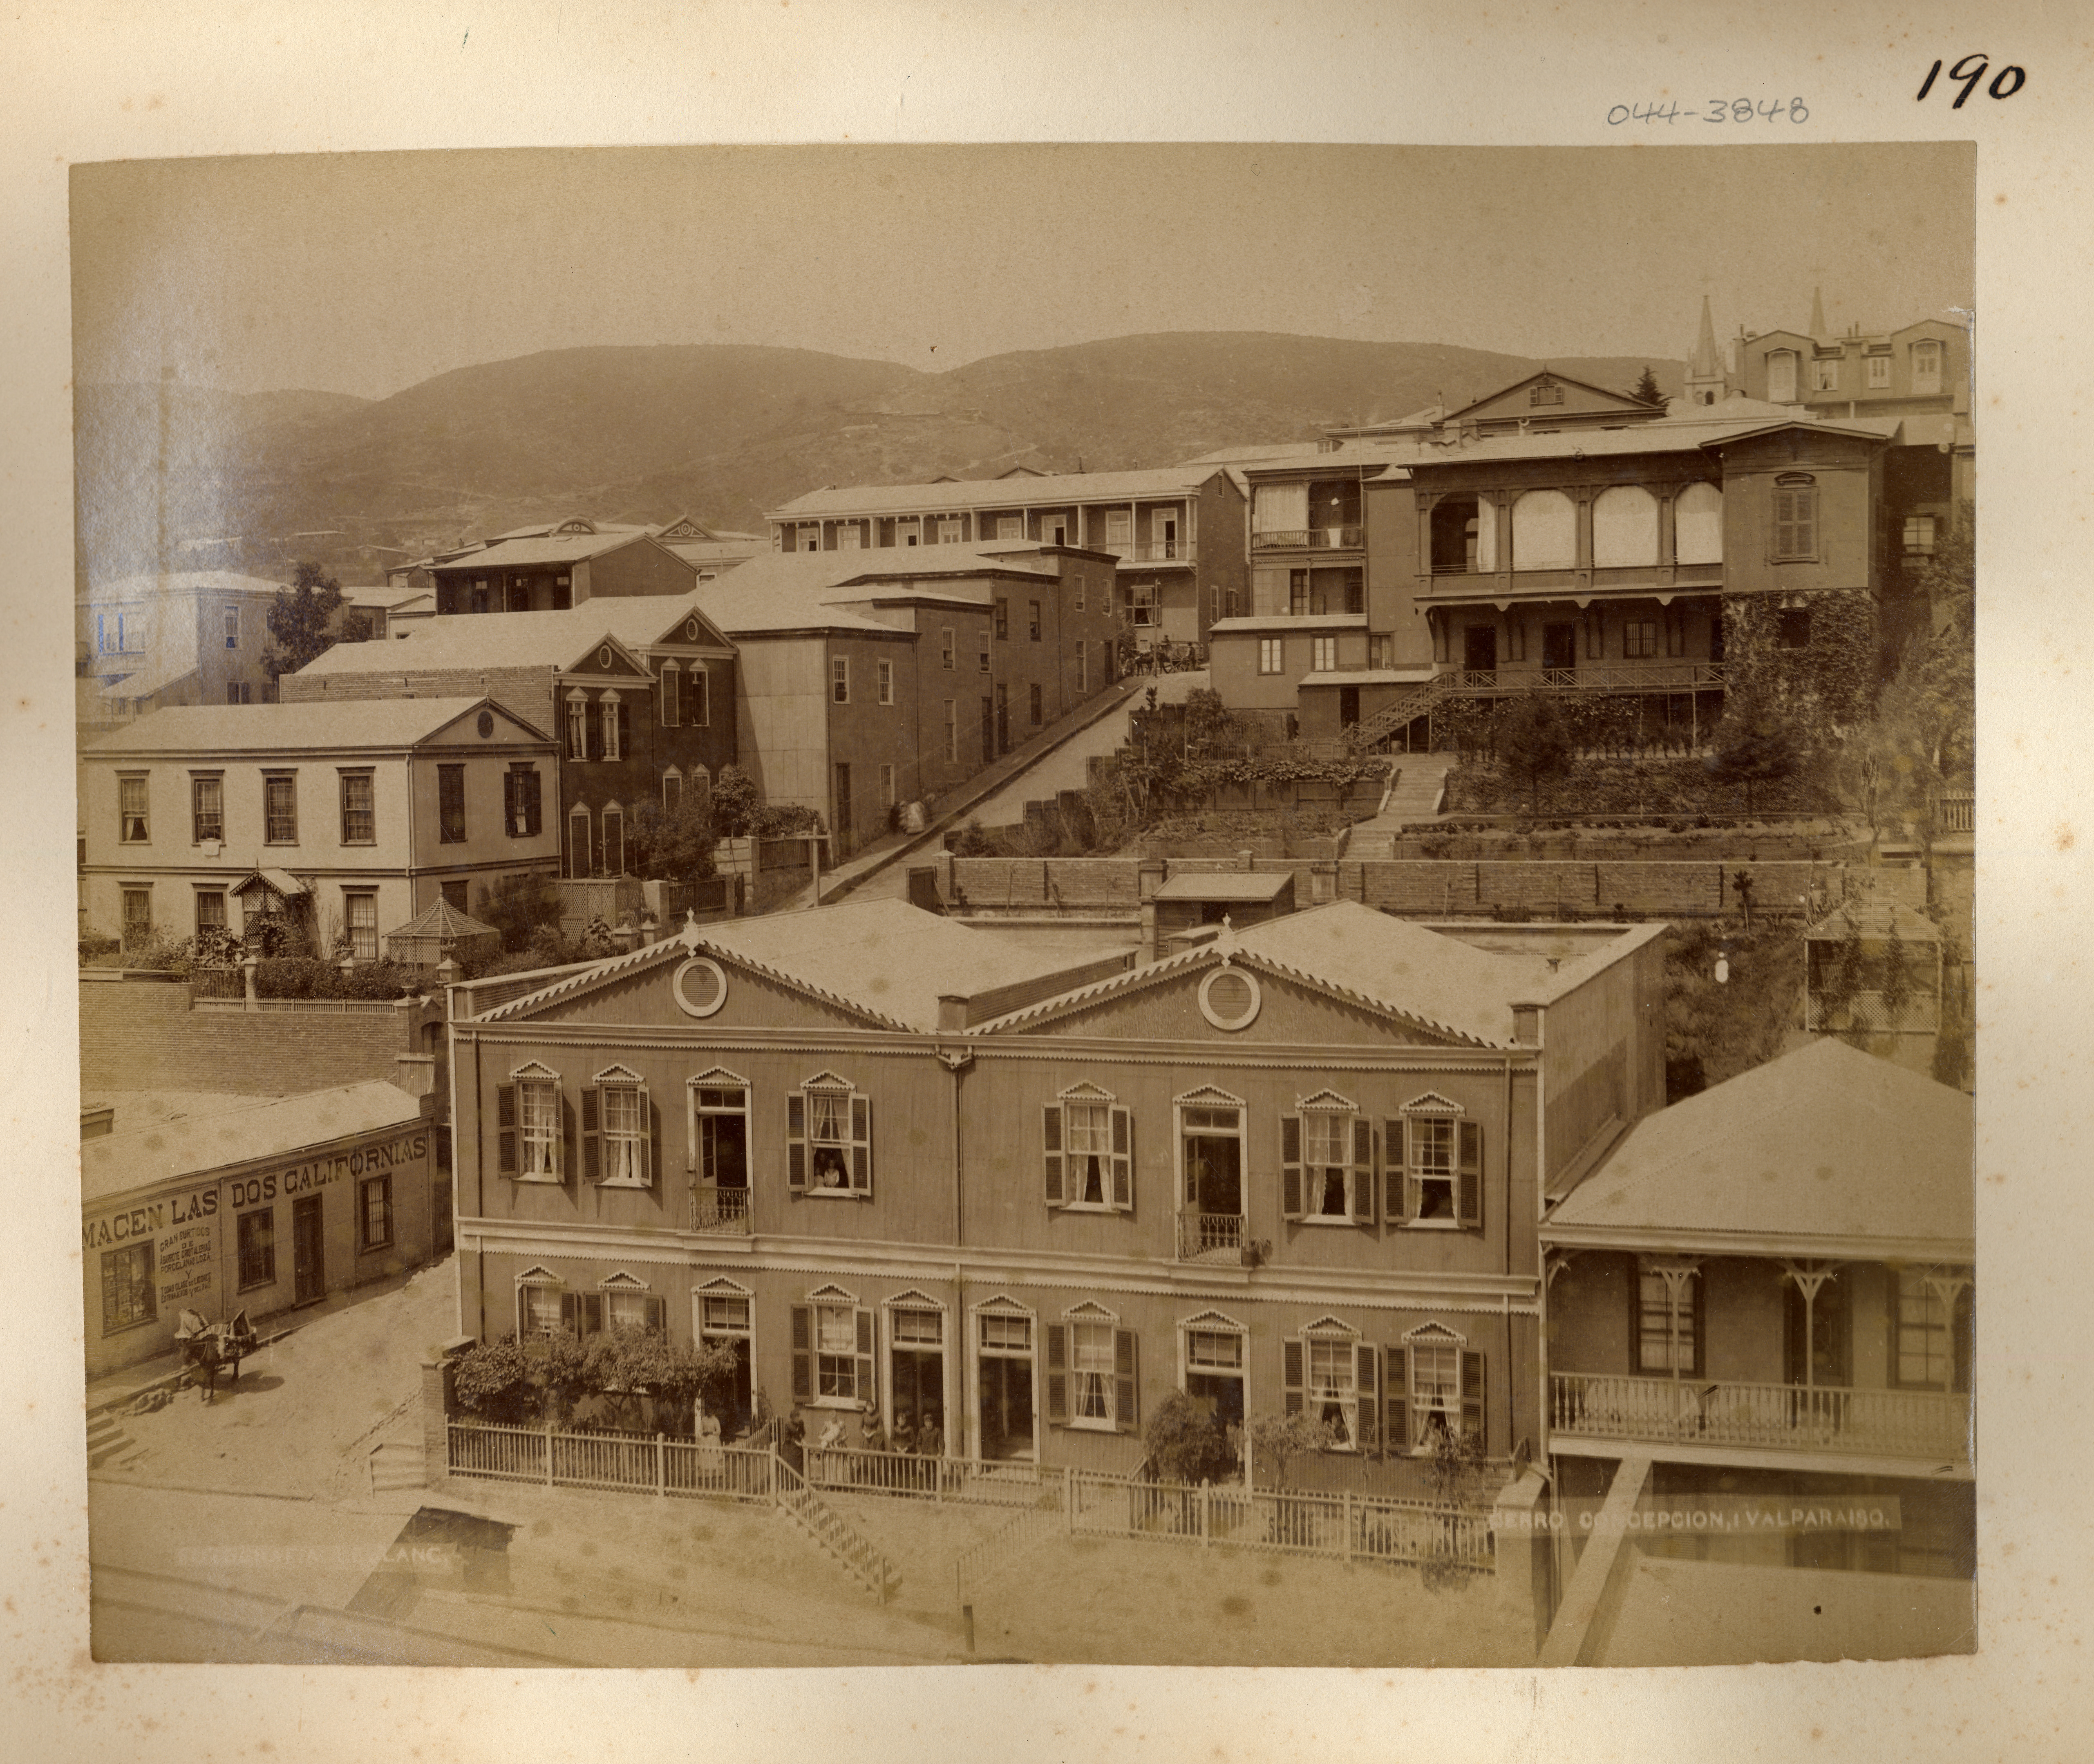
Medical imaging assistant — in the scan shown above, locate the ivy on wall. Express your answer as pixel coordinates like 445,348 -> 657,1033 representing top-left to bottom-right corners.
1722,589 -> 1877,732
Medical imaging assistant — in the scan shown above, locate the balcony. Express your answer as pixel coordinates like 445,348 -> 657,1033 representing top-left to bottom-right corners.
1550,1372 -> 1970,1466
1252,526 -> 1364,552
1177,1209 -> 1247,1263
1121,540 -> 1196,565
689,1185 -> 752,1234
1435,661 -> 1728,695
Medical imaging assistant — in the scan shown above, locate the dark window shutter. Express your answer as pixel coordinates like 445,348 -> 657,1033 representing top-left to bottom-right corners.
645,1295 -> 667,1337
1461,1350 -> 1486,1449
1110,1107 -> 1133,1211
1114,1328 -> 1139,1433
1042,1104 -> 1064,1205
580,1293 -> 603,1336
1459,1120 -> 1483,1228
1383,1119 -> 1405,1220
851,1096 -> 872,1194
1045,1325 -> 1068,1423
1387,1346 -> 1409,1453
855,1308 -> 875,1405
1351,1118 -> 1376,1225
559,1291 -> 579,1335
586,703 -> 602,761
562,1094 -> 576,1181
1356,1345 -> 1380,1455
525,770 -> 541,835
790,1304 -> 812,1401
660,669 -> 679,728
1282,1338 -> 1303,1415
497,1083 -> 517,1175
786,1095 -> 806,1191
644,1090 -> 660,1188
581,1086 -> 601,1183
1281,1115 -> 1303,1219
503,772 -> 518,837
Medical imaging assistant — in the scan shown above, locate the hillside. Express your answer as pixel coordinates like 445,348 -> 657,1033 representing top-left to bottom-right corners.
75,335 -> 1680,584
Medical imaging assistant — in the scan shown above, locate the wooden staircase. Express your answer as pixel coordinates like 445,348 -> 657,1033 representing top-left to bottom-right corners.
773,1457 -> 901,1602
86,1409 -> 143,1472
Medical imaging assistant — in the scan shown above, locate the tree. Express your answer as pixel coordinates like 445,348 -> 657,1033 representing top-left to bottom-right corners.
628,794 -> 718,883
477,871 -> 565,952
1244,1410 -> 1334,1491
709,764 -> 762,838
1631,365 -> 1663,405
263,561 -> 345,680
1145,1392 -> 1241,1486
1704,685 -> 1800,814
1499,693 -> 1573,813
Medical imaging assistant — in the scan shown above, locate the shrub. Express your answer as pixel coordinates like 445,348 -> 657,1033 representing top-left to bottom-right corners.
477,871 -> 564,953
1145,1392 -> 1241,1486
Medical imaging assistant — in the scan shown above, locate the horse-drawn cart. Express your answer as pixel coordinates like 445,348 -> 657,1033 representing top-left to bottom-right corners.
173,1307 -> 258,1403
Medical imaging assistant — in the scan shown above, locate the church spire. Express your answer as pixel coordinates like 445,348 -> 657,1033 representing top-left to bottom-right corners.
1809,284 -> 1828,339
1685,295 -> 1725,407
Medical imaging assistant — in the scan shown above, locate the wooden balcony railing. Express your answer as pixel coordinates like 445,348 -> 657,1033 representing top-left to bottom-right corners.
1251,526 -> 1363,551
1177,1209 -> 1247,1262
1550,1372 -> 1971,1464
1938,789 -> 1975,833
1125,541 -> 1195,564
690,1185 -> 752,1234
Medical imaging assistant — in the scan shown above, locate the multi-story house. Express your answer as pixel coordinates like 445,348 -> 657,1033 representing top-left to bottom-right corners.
691,545 -> 1122,856
280,598 -> 738,882
765,465 -> 1248,649
1541,1037 -> 1973,1585
425,517 -> 700,616
76,573 -> 285,738
80,698 -> 560,950
445,895 -> 1667,1496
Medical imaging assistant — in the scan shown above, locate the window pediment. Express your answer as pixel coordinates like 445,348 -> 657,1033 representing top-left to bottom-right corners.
974,1294 -> 1032,1316
516,1265 -> 561,1286
598,1271 -> 649,1291
591,1063 -> 645,1086
694,1276 -> 751,1296
1399,1091 -> 1464,1116
1062,1299 -> 1118,1323
807,1282 -> 857,1303
1058,1080 -> 1116,1102
688,1066 -> 749,1090
1401,1320 -> 1467,1345
1298,1088 -> 1358,1113
1301,1314 -> 1358,1338
884,1289 -> 945,1312
1173,1083 -> 1246,1108
508,1060 -> 560,1083
801,1070 -> 854,1093
1181,1309 -> 1245,1332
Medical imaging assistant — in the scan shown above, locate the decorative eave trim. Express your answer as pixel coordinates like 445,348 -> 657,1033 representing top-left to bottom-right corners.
1538,1222 -> 1975,1264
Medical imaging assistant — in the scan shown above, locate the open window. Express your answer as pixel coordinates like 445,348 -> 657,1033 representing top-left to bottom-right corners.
1043,1083 -> 1132,1211
786,1072 -> 872,1198
1394,1322 -> 1484,1455
1282,1319 -> 1378,1454
497,1061 -> 568,1183
582,1064 -> 655,1188
792,1286 -> 874,1406
1389,1094 -> 1482,1229
1045,1303 -> 1139,1433
1280,1092 -> 1375,1226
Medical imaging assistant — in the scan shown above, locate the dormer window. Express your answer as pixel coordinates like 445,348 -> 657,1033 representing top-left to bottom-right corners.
1528,380 -> 1564,407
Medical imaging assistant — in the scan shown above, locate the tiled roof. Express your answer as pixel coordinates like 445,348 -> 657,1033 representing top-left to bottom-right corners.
1545,1038 -> 1972,1252
477,898 -> 1128,1034
292,598 -> 729,677
82,1081 -> 426,1207
768,464 -> 1226,520
81,697 -> 541,755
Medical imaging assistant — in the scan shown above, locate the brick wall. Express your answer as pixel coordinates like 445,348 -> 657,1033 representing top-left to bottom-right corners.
80,977 -> 434,1096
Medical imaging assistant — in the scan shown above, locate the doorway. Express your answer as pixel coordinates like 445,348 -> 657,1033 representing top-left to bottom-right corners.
995,684 -> 1011,755
889,1308 -> 945,1448
1542,621 -> 1577,672
1182,1106 -> 1244,1218
1338,686 -> 1360,729
699,1292 -> 753,1433
833,763 -> 852,846
1463,624 -> 1498,676
976,1312 -> 1035,1460
1430,497 -> 1481,573
980,696 -> 995,763
1185,1328 -> 1246,1436
292,1195 -> 325,1305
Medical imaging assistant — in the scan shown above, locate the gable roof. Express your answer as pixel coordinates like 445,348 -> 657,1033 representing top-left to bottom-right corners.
1544,1038 -> 1973,1256
428,530 -> 689,574
291,598 -> 733,678
688,548 -> 1056,637
1441,370 -> 1658,422
81,696 -> 549,755
476,898 -> 1130,1034
768,464 -> 1228,522
82,1081 -> 426,1207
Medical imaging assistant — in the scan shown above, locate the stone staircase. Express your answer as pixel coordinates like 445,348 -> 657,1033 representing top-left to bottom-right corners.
773,1457 -> 902,1602
367,1439 -> 427,1495
86,1408 -> 144,1472
1344,757 -> 1456,860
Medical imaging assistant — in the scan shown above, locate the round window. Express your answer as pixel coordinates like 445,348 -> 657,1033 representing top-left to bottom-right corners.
685,619 -> 699,640
599,645 -> 613,668
1198,964 -> 1261,1031
476,710 -> 494,738
673,956 -> 729,1019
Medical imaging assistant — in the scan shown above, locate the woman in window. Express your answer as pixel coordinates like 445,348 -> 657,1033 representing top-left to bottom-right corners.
810,1090 -> 850,1188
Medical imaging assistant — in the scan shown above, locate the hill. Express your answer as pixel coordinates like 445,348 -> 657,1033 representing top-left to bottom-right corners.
75,336 -> 1680,584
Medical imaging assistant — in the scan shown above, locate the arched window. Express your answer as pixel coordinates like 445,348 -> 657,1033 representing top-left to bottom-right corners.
1766,349 -> 1799,404
662,768 -> 683,815
565,688 -> 589,763
1591,486 -> 1659,567
1673,482 -> 1723,565
598,690 -> 624,761
567,804 -> 591,879
689,763 -> 712,815
659,662 -> 680,728
1510,490 -> 1576,571
602,803 -> 626,877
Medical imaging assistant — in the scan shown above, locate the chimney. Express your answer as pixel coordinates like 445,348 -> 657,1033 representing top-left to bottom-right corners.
937,994 -> 969,1033
392,1052 -> 438,1098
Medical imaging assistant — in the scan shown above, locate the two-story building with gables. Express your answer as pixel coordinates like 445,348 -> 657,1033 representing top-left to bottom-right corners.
445,895 -> 1667,1498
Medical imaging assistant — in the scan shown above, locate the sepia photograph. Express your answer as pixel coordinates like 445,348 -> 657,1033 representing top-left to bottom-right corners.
68,138 -> 1977,1670
9,4 -> 2092,1758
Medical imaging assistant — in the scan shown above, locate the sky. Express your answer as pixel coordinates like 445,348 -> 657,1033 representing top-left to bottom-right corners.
71,141 -> 1975,401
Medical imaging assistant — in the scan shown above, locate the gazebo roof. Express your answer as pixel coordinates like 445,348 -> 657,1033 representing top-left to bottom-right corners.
386,897 -> 502,944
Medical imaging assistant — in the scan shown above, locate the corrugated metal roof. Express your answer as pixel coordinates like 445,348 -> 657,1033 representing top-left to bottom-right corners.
81,697 -> 542,755
293,598 -> 729,676
1546,1039 -> 1972,1251
82,1081 -> 426,1207
768,464 -> 1226,520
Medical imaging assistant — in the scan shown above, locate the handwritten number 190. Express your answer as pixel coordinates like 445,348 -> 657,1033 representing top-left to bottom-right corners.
1918,54 -> 2026,105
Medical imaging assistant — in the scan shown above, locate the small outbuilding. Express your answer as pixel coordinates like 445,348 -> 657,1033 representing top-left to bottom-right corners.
386,896 -> 504,970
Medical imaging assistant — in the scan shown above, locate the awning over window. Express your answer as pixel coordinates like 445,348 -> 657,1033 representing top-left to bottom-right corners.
230,868 -> 310,900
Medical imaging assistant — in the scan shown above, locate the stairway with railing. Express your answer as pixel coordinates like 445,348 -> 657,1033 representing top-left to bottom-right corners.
954,1473 -> 1072,1605
772,1453 -> 903,1602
